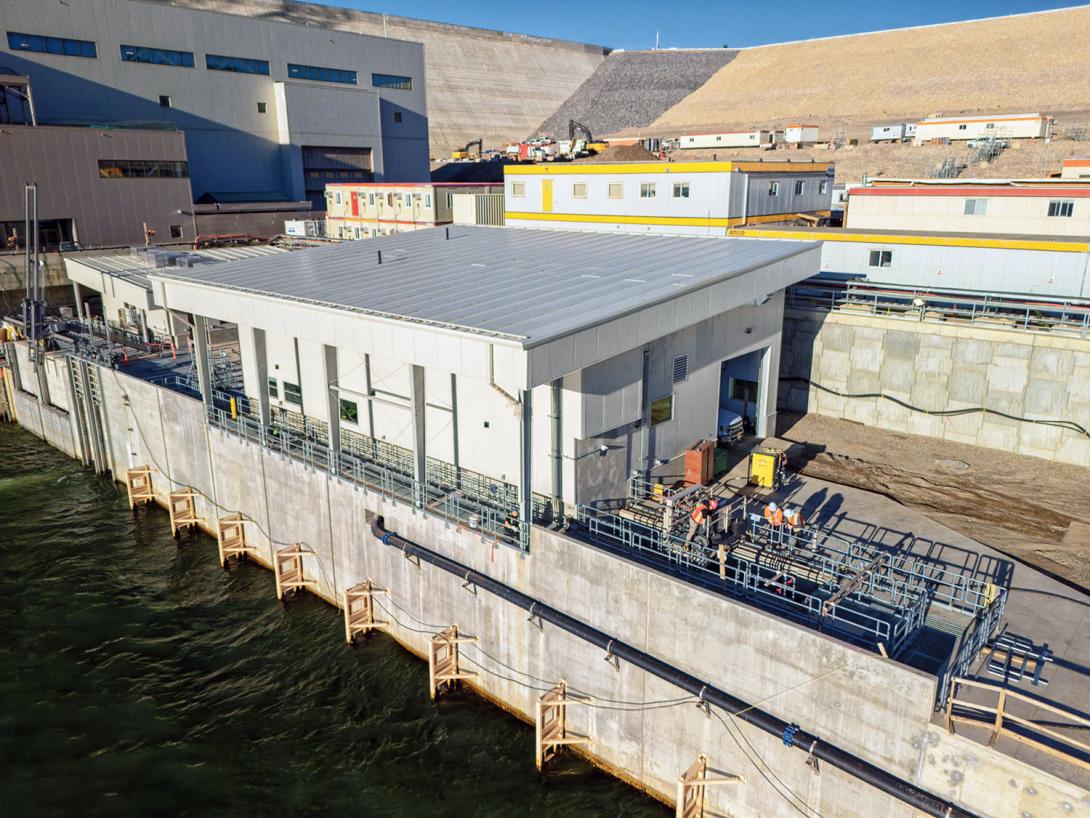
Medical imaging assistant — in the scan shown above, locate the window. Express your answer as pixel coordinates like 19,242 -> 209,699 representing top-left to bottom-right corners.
673,182 -> 690,199
1048,200 -> 1074,218
372,73 -> 413,90
424,193 -> 432,207
354,227 -> 361,239
368,192 -> 376,206
97,159 -> 189,179
7,32 -> 96,58
963,198 -> 988,216
608,183 -> 623,199
511,182 -> 525,198
958,124 -> 967,131
446,192 -> 454,208
672,354 -> 688,383
868,249 -> 893,268
640,183 -> 656,199
205,54 -> 270,75
572,183 -> 587,198
257,101 -> 267,114
334,191 -> 342,205
768,181 -> 780,196
716,136 -> 722,142
339,399 -> 359,423
169,224 -> 182,239
287,63 -> 356,84
267,377 -> 279,399
159,95 -> 171,108
650,395 -> 673,426
731,378 -> 758,402
819,180 -> 829,195
403,193 -> 412,207
283,382 -> 302,406
393,111 -> 402,123
794,180 -> 805,195
120,44 -> 194,67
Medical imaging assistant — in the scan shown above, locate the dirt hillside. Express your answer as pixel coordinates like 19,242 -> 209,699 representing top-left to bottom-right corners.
648,6 -> 1090,139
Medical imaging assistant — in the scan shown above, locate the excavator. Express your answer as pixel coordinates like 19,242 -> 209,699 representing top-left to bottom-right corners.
451,138 -> 483,160
570,120 -> 609,154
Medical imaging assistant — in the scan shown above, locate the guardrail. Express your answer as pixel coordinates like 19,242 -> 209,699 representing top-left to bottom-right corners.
944,676 -> 1090,773
786,285 -> 1090,339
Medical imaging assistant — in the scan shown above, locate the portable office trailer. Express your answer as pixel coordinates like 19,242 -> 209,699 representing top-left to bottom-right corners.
870,124 -> 915,143
914,114 -> 1052,143
679,130 -> 778,149
784,125 -> 820,145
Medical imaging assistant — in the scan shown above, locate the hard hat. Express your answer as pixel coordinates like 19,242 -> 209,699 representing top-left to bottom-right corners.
785,507 -> 797,515
767,502 -> 778,511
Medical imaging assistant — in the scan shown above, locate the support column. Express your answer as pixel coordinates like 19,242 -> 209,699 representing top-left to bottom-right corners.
252,328 -> 271,428
756,344 -> 777,439
71,281 -> 85,323
410,364 -> 426,504
450,373 -> 460,477
550,379 -> 562,519
324,344 -> 340,457
192,314 -> 213,410
519,388 -> 532,527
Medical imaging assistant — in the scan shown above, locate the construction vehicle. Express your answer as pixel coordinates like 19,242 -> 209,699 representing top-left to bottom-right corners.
451,138 -> 483,160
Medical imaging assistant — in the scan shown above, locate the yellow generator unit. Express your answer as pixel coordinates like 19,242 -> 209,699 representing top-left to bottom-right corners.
748,448 -> 786,489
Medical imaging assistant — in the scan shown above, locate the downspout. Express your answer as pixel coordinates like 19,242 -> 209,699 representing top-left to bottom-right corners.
550,378 -> 562,518
369,517 -> 979,818
488,342 -> 520,411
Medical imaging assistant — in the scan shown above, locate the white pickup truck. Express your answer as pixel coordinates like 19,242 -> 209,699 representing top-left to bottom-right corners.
717,409 -> 745,445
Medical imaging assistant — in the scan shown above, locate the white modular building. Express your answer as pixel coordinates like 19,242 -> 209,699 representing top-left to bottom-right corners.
870,124 -> 916,143
503,161 -> 834,236
783,124 -> 820,146
147,227 -> 819,513
729,226 -> 1090,299
845,179 -> 1090,237
677,130 -> 780,149
913,113 -> 1052,143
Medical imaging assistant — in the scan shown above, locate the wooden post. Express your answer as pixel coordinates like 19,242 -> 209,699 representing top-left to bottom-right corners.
535,680 -> 590,771
990,689 -> 1007,746
125,466 -> 155,510
676,754 -> 744,818
168,487 -> 201,537
428,624 -> 478,700
274,544 -> 316,600
343,580 -> 388,643
216,513 -> 257,568
718,541 -> 726,580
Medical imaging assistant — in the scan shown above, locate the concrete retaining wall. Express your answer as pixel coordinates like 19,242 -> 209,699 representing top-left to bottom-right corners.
781,310 -> 1090,467
8,346 -> 1089,818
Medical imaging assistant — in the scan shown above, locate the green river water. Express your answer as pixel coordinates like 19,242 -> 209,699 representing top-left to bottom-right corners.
0,422 -> 668,817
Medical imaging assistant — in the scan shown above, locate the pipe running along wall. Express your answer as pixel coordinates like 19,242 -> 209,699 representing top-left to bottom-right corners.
369,517 -> 978,818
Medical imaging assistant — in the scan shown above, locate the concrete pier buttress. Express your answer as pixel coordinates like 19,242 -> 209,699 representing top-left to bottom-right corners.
6,347 -> 1089,818
781,310 -> 1090,468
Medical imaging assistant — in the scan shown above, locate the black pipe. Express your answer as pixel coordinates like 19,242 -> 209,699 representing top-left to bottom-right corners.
370,517 -> 976,818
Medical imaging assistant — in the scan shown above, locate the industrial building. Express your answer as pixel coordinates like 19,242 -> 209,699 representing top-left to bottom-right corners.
1,0 -> 429,239
845,178 -> 1090,238
140,227 -> 817,511
913,113 -> 1052,143
783,124 -> 820,147
503,161 -> 833,236
324,183 -> 503,239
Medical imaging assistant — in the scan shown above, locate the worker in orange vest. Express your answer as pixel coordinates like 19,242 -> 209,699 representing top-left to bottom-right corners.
784,506 -> 806,548
686,497 -> 719,547
763,501 -> 784,543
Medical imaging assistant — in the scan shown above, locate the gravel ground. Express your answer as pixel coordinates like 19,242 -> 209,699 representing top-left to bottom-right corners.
533,49 -> 736,141
775,412 -> 1090,590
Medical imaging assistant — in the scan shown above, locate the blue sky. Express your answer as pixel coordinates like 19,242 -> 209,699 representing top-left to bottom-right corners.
324,0 -> 1084,50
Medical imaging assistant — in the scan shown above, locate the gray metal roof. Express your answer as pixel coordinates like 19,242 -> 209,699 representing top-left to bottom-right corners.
73,245 -> 289,287
152,226 -> 818,346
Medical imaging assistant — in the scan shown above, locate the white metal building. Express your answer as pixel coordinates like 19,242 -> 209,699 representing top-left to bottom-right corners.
1061,159 -> 1090,180
845,179 -> 1090,237
503,161 -> 834,236
147,227 -> 819,512
913,113 -> 1052,143
677,130 -> 780,150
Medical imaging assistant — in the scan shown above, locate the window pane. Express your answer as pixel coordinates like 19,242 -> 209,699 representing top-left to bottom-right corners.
640,183 -> 656,198
288,63 -> 356,84
650,395 -> 673,426
339,399 -> 359,423
608,183 -> 623,199
120,44 -> 194,67
267,378 -> 278,399
206,54 -> 270,75
372,73 -> 413,90
8,31 -> 96,58
673,182 -> 689,198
